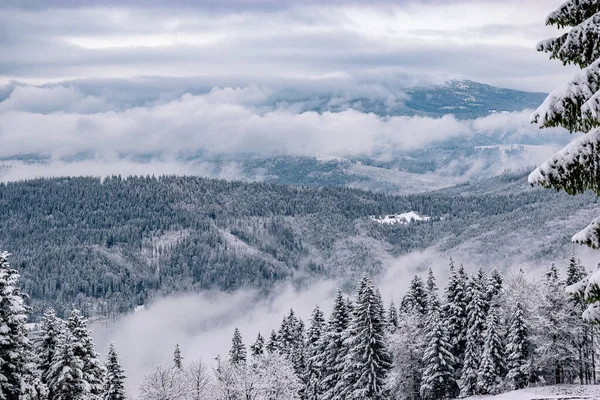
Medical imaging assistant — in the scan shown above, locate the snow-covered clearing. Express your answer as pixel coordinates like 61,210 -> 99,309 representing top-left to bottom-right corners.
370,211 -> 430,225
464,385 -> 600,400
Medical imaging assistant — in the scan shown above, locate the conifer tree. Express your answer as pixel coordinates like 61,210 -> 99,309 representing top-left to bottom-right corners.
476,306 -> 505,395
103,343 -> 126,400
37,308 -> 64,390
67,309 -> 105,397
388,300 -> 399,333
173,344 -> 183,369
420,295 -> 455,400
266,330 -> 279,354
305,306 -> 326,400
506,302 -> 530,390
566,254 -> 587,288
341,276 -> 392,400
229,328 -> 247,365
445,262 -> 469,364
250,332 -> 265,358
426,267 -> 437,293
530,0 -> 600,259
537,264 -> 579,384
460,274 -> 488,397
320,290 -> 350,400
0,251 -> 33,400
400,275 -> 427,315
47,330 -> 89,400
426,269 -> 440,313
486,268 -> 503,302
460,335 -> 480,398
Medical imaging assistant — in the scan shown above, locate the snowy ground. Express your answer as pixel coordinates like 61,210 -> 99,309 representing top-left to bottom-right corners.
464,385 -> 600,400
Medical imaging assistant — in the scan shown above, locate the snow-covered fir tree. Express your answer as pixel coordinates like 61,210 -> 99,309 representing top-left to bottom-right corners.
529,0 -> 600,320
444,262 -> 469,366
426,268 -> 440,313
103,343 -> 126,400
476,305 -> 505,395
267,330 -> 279,354
229,328 -> 247,365
460,338 -> 479,398
460,273 -> 488,397
387,300 -> 399,333
67,309 -> 105,397
505,302 -> 530,390
278,309 -> 304,357
47,330 -> 89,400
420,293 -> 456,400
37,308 -> 64,392
305,306 -> 325,400
388,311 -> 424,400
534,264 -> 579,384
486,268 -> 503,302
250,332 -> 265,358
278,309 -> 306,382
400,275 -> 428,315
340,275 -> 392,400
0,251 -> 33,400
173,344 -> 183,369
320,289 -> 350,400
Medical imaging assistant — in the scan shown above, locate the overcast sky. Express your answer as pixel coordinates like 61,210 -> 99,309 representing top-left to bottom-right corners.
0,0 -> 577,181
1,0 -> 574,91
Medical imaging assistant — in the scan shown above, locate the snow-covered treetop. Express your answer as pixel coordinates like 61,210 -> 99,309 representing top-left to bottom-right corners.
546,0 -> 600,29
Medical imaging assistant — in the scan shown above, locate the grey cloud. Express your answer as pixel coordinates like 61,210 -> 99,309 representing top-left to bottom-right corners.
0,1 -> 574,92
0,84 -> 555,159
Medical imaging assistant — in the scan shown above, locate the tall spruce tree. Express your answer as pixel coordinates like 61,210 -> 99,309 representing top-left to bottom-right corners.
67,309 -> 105,397
530,0 -> 600,250
529,1 -> 600,322
537,264 -> 579,384
400,275 -> 428,316
103,343 -> 126,400
320,290 -> 350,400
506,302 -> 530,390
37,308 -> 64,398
47,330 -> 88,400
266,330 -> 279,354
0,251 -> 33,400
476,306 -> 505,395
460,273 -> 488,397
340,275 -> 392,400
486,268 -> 503,302
420,295 -> 455,400
173,344 -> 183,369
305,306 -> 326,400
388,300 -> 399,333
445,262 -> 469,366
250,332 -> 265,358
229,328 -> 247,365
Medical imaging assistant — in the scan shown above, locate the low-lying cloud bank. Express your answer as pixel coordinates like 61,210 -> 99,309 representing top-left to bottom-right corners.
0,83 -> 563,160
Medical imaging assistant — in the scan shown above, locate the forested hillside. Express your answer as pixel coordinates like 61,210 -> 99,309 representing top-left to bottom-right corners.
1,172 -> 598,317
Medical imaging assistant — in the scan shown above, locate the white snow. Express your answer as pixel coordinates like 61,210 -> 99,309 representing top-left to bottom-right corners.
462,384 -> 600,400
528,127 -> 600,188
531,58 -> 600,130
370,211 -> 430,225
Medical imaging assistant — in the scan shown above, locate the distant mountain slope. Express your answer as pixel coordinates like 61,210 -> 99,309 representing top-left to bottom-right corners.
404,80 -> 547,118
0,174 -> 596,317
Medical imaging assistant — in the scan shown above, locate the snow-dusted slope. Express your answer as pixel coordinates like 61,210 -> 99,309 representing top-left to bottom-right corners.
370,211 -> 430,225
463,385 -> 600,400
